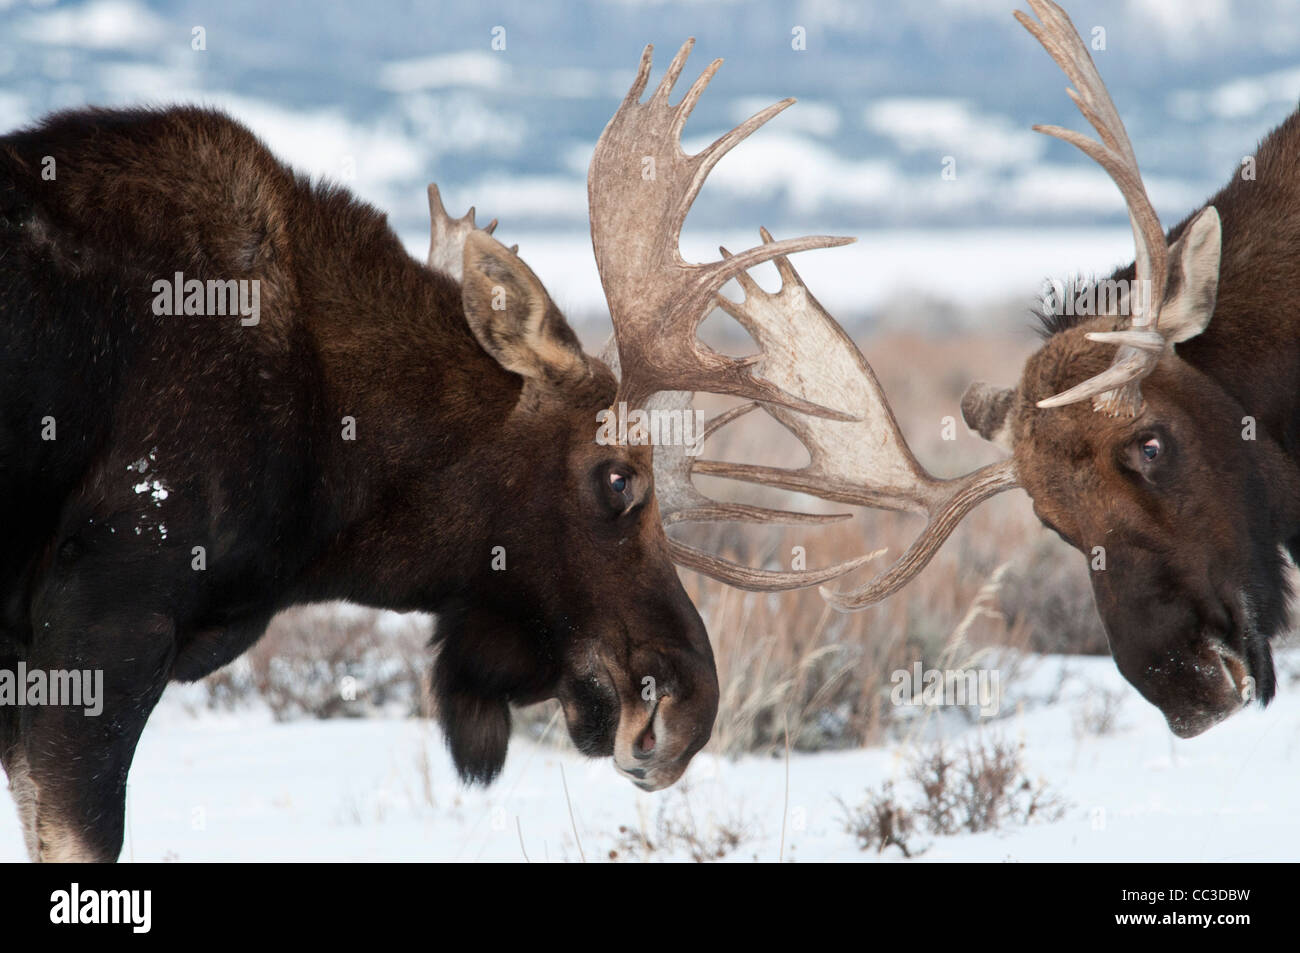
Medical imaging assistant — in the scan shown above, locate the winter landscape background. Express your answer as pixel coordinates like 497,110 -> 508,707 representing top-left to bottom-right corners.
2,0 -> 1299,861
5,0 -> 1300,322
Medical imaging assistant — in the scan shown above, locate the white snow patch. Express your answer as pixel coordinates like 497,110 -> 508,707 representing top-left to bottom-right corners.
0,651 -> 1294,861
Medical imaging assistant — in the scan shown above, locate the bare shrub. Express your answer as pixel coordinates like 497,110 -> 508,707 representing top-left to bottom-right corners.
608,787 -> 755,862
836,782 -> 920,857
840,736 -> 1066,856
1072,686 -> 1128,737
202,603 -> 430,720
915,738 -> 1065,835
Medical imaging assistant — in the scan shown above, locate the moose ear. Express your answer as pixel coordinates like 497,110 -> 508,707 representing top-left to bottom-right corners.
1158,206 -> 1221,345
461,230 -> 591,388
961,381 -> 1016,452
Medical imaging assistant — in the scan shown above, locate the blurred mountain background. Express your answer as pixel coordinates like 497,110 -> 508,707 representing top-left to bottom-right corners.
7,5 -> 1300,856
2,0 -> 1294,328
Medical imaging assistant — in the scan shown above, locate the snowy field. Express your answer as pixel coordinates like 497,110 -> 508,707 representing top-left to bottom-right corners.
417,226 -> 1143,328
3,0 -> 1299,870
3,650 -> 1296,863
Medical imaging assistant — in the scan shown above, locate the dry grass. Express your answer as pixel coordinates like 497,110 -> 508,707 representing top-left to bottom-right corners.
607,785 -> 757,863
202,328 -> 1109,754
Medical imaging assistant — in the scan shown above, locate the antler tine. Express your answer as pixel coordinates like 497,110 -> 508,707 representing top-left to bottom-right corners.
819,459 -> 1019,610
669,539 -> 885,592
427,183 -> 498,282
667,402 -> 844,527
650,37 -> 697,106
686,231 -> 1020,607
670,55 -> 722,140
650,391 -> 850,529
620,43 -> 655,109
589,39 -> 858,421
597,341 -> 878,591
1017,0 -> 1170,415
653,390 -> 886,592
1017,1 -> 1167,295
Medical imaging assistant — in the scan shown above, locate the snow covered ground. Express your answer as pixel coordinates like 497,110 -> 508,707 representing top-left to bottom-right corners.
3,649 -> 1297,863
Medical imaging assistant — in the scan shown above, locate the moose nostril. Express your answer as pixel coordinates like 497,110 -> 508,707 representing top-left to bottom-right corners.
634,728 -> 656,759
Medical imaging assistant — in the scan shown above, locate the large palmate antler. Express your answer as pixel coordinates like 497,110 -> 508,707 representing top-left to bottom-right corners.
589,39 -> 857,419
1017,0 -> 1170,416
588,39 -> 891,590
598,344 -> 886,590
683,231 -> 1020,608
670,0 -> 1183,604
427,142 -> 874,590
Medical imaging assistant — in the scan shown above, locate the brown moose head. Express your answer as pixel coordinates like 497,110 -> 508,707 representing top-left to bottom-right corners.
424,42 -> 873,790
959,0 -> 1300,737
662,1 -> 1300,741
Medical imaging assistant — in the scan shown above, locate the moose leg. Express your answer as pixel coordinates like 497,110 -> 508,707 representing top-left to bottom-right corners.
23,611 -> 175,862
0,652 -> 39,861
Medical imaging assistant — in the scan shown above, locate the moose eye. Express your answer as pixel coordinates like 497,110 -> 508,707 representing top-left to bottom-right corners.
598,465 -> 639,515
1124,430 -> 1171,480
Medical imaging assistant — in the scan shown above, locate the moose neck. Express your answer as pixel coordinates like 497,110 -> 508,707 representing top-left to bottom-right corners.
1181,273 -> 1300,461
1179,111 -> 1300,459
285,203 -> 522,611
1114,109 -> 1300,459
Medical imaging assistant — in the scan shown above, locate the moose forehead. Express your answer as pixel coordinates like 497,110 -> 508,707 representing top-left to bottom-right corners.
1017,320 -> 1132,444
1030,328 -> 1104,398
1018,315 -> 1220,446
1010,329 -> 1170,524
1012,331 -> 1241,543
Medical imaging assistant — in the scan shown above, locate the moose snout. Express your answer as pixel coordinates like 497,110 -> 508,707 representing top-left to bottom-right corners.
611,695 -> 706,791
1158,595 -> 1276,738
1129,638 -> 1255,739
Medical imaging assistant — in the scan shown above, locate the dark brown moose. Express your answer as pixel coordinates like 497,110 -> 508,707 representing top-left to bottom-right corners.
0,44 -> 866,861
686,0 -> 1300,744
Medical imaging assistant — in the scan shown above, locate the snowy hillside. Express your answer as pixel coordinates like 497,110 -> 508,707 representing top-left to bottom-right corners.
4,0 -> 1297,329
2,0 -> 1298,237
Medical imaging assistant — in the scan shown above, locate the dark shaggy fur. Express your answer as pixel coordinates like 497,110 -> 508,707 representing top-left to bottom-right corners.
978,108 -> 1300,738
0,106 -> 718,860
